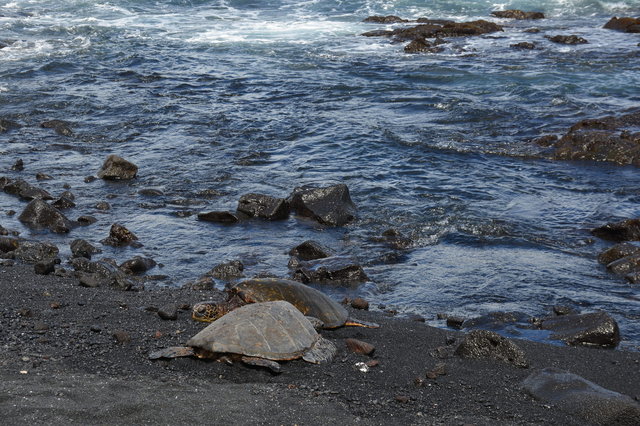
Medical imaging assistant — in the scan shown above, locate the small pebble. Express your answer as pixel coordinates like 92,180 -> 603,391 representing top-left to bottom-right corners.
395,395 -> 410,404
345,338 -> 375,356
90,325 -> 102,333
351,298 -> 369,310
158,304 -> 178,321
112,330 -> 131,344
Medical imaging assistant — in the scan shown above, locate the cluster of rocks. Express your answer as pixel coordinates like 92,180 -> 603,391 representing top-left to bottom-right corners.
537,110 -> 640,166
440,307 -> 620,348
592,218 -> 640,283
197,183 -> 356,227
362,10 -> 640,54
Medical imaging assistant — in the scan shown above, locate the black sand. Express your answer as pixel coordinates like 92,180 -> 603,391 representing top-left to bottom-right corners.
1,263 -> 639,425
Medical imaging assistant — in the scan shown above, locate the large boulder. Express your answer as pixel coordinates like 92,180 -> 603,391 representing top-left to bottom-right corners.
288,184 -> 356,226
491,10 -> 544,20
523,368 -> 640,425
454,329 -> 529,368
236,193 -> 289,220
539,312 -> 620,348
97,155 -> 138,180
18,199 -> 73,233
550,111 -> 640,166
603,17 -> 640,33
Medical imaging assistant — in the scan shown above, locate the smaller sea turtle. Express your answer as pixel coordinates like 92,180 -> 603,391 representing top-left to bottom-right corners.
150,301 -> 337,373
192,278 -> 379,329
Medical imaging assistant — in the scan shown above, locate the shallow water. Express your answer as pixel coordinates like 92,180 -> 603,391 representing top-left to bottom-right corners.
1,0 -> 640,349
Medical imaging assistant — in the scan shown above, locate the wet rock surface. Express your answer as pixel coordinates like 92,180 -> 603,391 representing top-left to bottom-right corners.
539,312 -> 620,348
491,10 -> 545,20
288,184 -> 356,226
545,34 -> 588,44
119,256 -> 157,275
523,368 -> 640,425
70,239 -> 102,259
207,260 -> 244,280
288,240 -> 333,261
97,155 -> 138,180
592,218 -> 640,242
197,211 -> 240,224
40,119 -> 73,136
101,223 -> 139,247
454,330 -> 529,368
2,178 -> 53,201
236,193 -> 289,220
18,199 -> 73,233
291,256 -> 369,286
604,17 -> 640,33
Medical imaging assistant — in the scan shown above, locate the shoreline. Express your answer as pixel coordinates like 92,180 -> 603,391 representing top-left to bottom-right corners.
2,263 -> 639,424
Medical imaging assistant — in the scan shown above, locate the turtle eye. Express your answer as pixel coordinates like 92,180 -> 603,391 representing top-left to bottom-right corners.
196,305 -> 206,314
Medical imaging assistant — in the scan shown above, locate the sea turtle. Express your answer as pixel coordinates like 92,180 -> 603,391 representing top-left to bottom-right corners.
191,278 -> 379,329
149,301 -> 337,373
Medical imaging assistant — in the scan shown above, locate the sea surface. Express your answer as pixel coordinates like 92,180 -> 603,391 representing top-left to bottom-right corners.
1,0 -> 640,349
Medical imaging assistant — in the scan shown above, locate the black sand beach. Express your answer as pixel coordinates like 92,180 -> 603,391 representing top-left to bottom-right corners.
2,263 -> 639,425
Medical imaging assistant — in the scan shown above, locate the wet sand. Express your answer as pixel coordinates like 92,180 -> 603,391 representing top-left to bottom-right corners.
1,263 -> 639,425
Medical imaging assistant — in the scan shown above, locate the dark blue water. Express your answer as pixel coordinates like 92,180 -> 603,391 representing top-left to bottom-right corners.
1,0 -> 640,349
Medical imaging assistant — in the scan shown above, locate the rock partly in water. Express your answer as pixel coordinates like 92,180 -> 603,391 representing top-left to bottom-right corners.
119,256 -> 157,275
511,42 -> 536,49
18,199 -> 73,233
292,256 -> 369,286
598,242 -> 640,265
404,37 -> 446,53
592,219 -> 640,242
97,155 -> 138,180
11,159 -> 24,171
3,178 -> 53,201
289,240 -> 333,261
550,111 -> 640,166
545,35 -> 588,44
454,329 -> 529,368
539,312 -> 620,348
12,241 -> 59,263
607,253 -> 640,275
70,239 -> 102,259
363,15 -> 408,24
197,211 -> 240,224
491,10 -> 545,20
101,223 -> 139,247
462,311 -> 533,332
603,17 -> 640,33
522,368 -> 640,425
288,184 -> 356,226
0,118 -> 20,133
51,196 -> 76,210
40,120 -> 73,136
207,260 -> 244,280
236,193 -> 289,220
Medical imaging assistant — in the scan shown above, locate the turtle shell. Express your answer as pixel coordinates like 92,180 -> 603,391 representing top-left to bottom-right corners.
231,278 -> 349,328
186,301 -> 319,361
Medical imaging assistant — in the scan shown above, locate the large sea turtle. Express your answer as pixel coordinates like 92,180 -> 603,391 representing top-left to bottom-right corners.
191,278 -> 379,329
149,301 -> 337,373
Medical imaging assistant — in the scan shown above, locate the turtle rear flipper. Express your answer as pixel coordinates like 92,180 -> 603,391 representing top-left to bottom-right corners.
241,356 -> 281,374
345,317 -> 380,328
148,346 -> 195,360
302,336 -> 337,364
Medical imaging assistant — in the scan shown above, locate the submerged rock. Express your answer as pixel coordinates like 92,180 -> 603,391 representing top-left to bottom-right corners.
598,242 -> 640,264
404,37 -> 446,53
197,211 -> 240,224
97,155 -> 138,180
288,184 -> 356,226
539,312 -> 620,348
18,199 -> 73,233
0,118 -> 20,133
603,17 -> 640,33
491,10 -> 545,20
40,120 -> 73,136
236,193 -> 289,220
454,329 -> 529,368
545,35 -> 588,44
523,368 -> 640,425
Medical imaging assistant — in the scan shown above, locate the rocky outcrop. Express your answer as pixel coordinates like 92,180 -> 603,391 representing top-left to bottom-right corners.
363,15 -> 408,24
454,330 -> 529,368
511,42 -> 536,49
97,155 -> 138,180
404,37 -> 446,53
545,35 -> 588,44
603,17 -> 640,33
12,241 -> 59,263
18,199 -> 73,233
549,111 -> 640,166
539,312 -> 620,348
288,184 -> 356,226
523,368 -> 640,425
2,178 -> 53,201
491,10 -> 544,20
598,242 -> 640,264
237,193 -> 289,220
101,223 -> 139,247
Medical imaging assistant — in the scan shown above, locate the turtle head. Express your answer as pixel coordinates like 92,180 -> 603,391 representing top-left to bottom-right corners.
192,301 -> 226,322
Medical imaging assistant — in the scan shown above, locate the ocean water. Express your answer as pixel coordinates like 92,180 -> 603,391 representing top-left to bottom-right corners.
1,0 -> 640,348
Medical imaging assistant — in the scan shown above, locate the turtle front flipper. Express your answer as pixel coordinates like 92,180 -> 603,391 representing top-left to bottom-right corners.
345,317 -> 380,328
148,346 -> 195,360
241,356 -> 281,374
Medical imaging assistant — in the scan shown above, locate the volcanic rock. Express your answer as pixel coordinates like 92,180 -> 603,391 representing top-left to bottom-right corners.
12,241 -> 59,263
491,10 -> 545,20
292,256 -> 369,286
237,193 -> 289,220
511,42 -> 536,49
119,256 -> 157,275
157,304 -> 178,321
34,259 -> 58,275
3,178 -> 53,200
539,312 -> 620,348
345,338 -> 375,356
404,37 -> 445,53
598,242 -> 640,264
51,196 -> 76,209
77,215 -> 97,226
35,173 -> 53,181
545,35 -> 588,44
18,199 -> 73,233
40,120 -> 73,136
197,211 -> 240,224
207,260 -> 244,279
603,17 -> 640,33
11,159 -> 24,171
607,253 -> 640,275
0,118 -> 20,133
523,368 -> 640,425
363,15 -> 408,24
101,223 -> 139,247
97,155 -> 138,180
592,219 -> 640,242
70,239 -> 102,259
0,236 -> 20,253
350,298 -> 369,310
289,240 -> 333,261
288,184 -> 356,226
454,329 -> 529,368
70,258 -> 133,290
